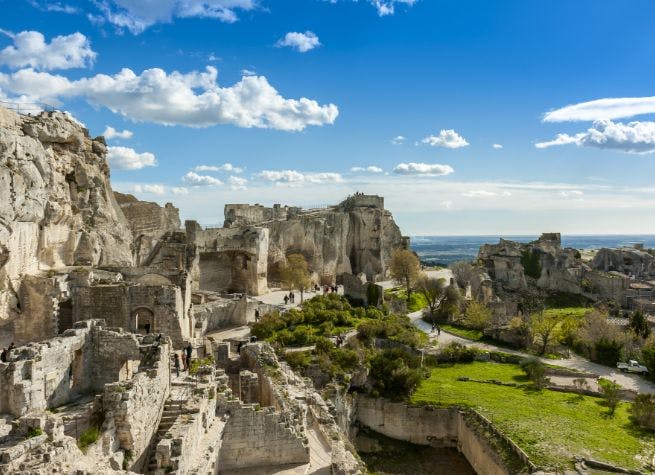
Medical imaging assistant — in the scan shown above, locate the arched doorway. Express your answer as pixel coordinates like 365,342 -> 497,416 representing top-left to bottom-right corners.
133,307 -> 155,334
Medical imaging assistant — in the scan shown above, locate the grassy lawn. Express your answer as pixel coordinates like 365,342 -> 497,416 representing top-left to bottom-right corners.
440,324 -> 484,341
411,361 -> 655,471
384,288 -> 428,312
542,306 -> 592,319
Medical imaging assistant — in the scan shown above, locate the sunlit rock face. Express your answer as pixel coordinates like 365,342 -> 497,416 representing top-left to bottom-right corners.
0,106 -> 132,323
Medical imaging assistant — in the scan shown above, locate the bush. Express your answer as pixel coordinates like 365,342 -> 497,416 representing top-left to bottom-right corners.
437,342 -> 479,363
461,299 -> 491,330
25,427 -> 43,439
594,337 -> 623,367
632,393 -> 655,430
519,357 -> 549,389
520,249 -> 542,279
368,348 -> 427,401
598,378 -> 621,416
78,426 -> 100,452
642,341 -> 655,375
189,356 -> 214,375
284,350 -> 312,371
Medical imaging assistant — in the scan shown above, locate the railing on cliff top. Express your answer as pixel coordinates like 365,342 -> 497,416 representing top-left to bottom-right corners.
0,101 -> 56,115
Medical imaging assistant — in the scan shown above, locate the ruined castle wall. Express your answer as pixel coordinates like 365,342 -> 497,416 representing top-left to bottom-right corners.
218,405 -> 309,471
0,321 -> 97,417
88,328 -> 143,391
192,296 -> 246,336
224,203 -> 292,227
102,341 -> 171,471
354,397 -> 513,475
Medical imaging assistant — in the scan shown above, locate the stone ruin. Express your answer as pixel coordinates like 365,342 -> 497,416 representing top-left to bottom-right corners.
466,233 -> 655,327
0,105 -> 413,473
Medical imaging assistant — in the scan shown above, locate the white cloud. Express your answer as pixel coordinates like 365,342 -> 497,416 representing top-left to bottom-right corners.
0,30 -> 96,70
560,190 -> 583,197
133,184 -> 164,195
93,0 -> 257,34
107,146 -> 156,170
544,97 -> 655,122
420,129 -> 469,149
241,69 -> 256,76
392,162 -> 454,176
0,66 -> 339,131
27,1 -> 79,14
171,186 -> 189,195
391,135 -> 405,145
492,143 -> 503,149
369,0 -> 417,16
461,190 -> 511,198
103,125 -> 133,140
535,120 -> 655,154
258,170 -> 343,185
228,175 -> 248,190
194,163 -> 243,173
276,31 -> 320,53
351,166 -> 383,173
183,171 -> 223,186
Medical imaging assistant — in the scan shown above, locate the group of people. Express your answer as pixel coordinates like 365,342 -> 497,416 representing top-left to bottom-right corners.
431,323 -> 442,336
283,291 -> 296,305
321,284 -> 338,294
0,342 -> 16,362
172,342 -> 194,377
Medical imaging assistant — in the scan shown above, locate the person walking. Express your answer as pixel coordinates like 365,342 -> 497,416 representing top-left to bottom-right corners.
290,291 -> 295,304
181,352 -> 187,372
284,294 -> 289,305
185,343 -> 193,370
255,309 -> 260,322
173,352 -> 180,377
437,325 -> 441,336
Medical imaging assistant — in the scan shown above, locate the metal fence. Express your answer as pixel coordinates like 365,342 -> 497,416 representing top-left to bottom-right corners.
0,101 -> 56,115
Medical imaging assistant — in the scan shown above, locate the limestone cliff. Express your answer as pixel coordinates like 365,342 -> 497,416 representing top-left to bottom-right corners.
114,192 -> 180,264
225,194 -> 407,283
0,106 -> 132,322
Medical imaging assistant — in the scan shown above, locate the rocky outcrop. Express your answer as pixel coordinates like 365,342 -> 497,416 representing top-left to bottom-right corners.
591,246 -> 655,279
114,192 -> 180,264
226,194 -> 408,283
0,106 -> 132,323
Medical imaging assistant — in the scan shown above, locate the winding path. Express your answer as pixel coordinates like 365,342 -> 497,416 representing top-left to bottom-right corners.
408,309 -> 655,394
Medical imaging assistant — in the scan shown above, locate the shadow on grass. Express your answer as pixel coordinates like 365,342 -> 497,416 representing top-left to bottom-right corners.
565,394 -> 585,404
512,374 -> 530,383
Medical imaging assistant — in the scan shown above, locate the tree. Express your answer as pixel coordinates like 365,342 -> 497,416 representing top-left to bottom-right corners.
437,285 -> 463,322
450,261 -> 476,289
416,275 -> 447,323
529,311 -> 562,356
631,394 -> 655,430
461,299 -> 491,330
519,357 -> 549,390
599,378 -> 621,416
389,249 -> 420,301
281,253 -> 312,303
642,339 -> 655,375
629,310 -> 651,339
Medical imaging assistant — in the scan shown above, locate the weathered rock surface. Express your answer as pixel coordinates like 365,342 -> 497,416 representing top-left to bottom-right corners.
0,106 -> 132,322
114,192 -> 180,264
591,246 -> 655,279
226,194 -> 408,283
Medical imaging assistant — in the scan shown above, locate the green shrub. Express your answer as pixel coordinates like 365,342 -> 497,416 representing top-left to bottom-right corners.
437,342 -> 479,363
25,427 -> 43,439
631,393 -> 655,430
520,249 -> 542,279
284,351 -> 312,371
189,356 -> 214,375
78,426 -> 100,452
593,337 -> 623,367
598,378 -> 621,416
368,348 -> 427,401
519,357 -> 549,389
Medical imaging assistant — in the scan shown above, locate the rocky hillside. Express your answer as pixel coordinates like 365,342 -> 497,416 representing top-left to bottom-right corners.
0,106 -> 132,322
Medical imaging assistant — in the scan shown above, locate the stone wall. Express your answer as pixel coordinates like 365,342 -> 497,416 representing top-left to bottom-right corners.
102,338 -> 171,471
338,272 -> 383,306
354,396 -> 530,475
224,203 -> 299,227
218,404 -> 309,471
114,192 -> 181,265
192,295 -> 247,336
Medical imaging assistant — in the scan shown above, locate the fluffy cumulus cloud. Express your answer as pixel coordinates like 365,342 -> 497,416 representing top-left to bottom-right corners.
544,97 -> 655,122
133,184 -> 164,195
391,135 -> 405,145
421,129 -> 469,149
492,143 -> 503,149
369,0 -> 417,16
228,175 -> 248,190
107,146 -> 156,170
103,125 -> 133,140
351,165 -> 383,173
0,66 -> 338,131
194,163 -> 243,173
92,0 -> 257,34
393,162 -> 454,176
183,171 -> 223,186
535,120 -> 655,154
0,30 -> 96,70
276,31 -> 320,53
258,170 -> 343,185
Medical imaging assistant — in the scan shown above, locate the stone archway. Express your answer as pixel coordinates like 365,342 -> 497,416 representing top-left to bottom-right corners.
133,307 -> 155,334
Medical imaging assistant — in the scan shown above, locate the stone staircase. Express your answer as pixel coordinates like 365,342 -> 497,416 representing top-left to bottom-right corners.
145,397 -> 185,474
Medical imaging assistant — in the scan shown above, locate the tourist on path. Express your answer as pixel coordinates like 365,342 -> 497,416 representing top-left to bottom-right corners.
284,294 -> 289,305
173,352 -> 180,377
255,309 -> 260,322
185,343 -> 193,369
290,291 -> 295,303
181,352 -> 187,371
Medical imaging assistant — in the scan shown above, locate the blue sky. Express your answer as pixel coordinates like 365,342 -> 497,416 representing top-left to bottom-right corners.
2,0 -> 655,235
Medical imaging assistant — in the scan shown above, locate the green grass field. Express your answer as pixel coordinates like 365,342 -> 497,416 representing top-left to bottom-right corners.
542,306 -> 592,319
411,361 -> 655,471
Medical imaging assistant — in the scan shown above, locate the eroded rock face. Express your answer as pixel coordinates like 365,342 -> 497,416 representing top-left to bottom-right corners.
591,247 -> 655,279
114,192 -> 180,264
0,107 -> 132,322
226,194 -> 407,283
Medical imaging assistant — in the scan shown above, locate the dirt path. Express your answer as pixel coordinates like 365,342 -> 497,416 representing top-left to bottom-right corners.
408,310 -> 655,394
